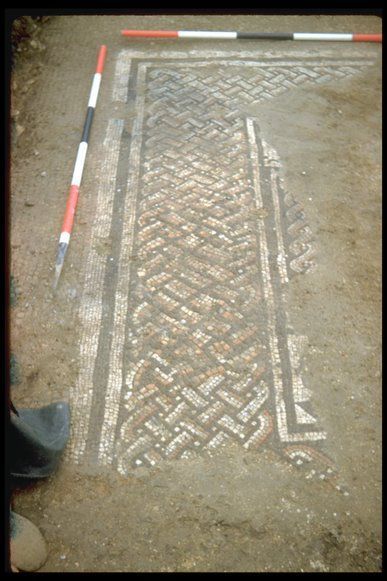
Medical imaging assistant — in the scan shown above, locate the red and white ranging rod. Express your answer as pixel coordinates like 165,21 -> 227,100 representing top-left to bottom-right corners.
121,30 -> 382,42
53,45 -> 107,289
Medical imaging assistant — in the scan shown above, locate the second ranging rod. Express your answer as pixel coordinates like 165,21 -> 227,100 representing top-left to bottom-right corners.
121,30 -> 382,42
53,44 -> 107,289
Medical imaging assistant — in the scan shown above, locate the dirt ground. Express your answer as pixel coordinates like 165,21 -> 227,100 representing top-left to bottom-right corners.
9,14 -> 381,573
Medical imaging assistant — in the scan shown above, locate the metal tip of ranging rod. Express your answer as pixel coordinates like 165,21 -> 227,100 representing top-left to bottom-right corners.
52,264 -> 63,291
52,241 -> 68,290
